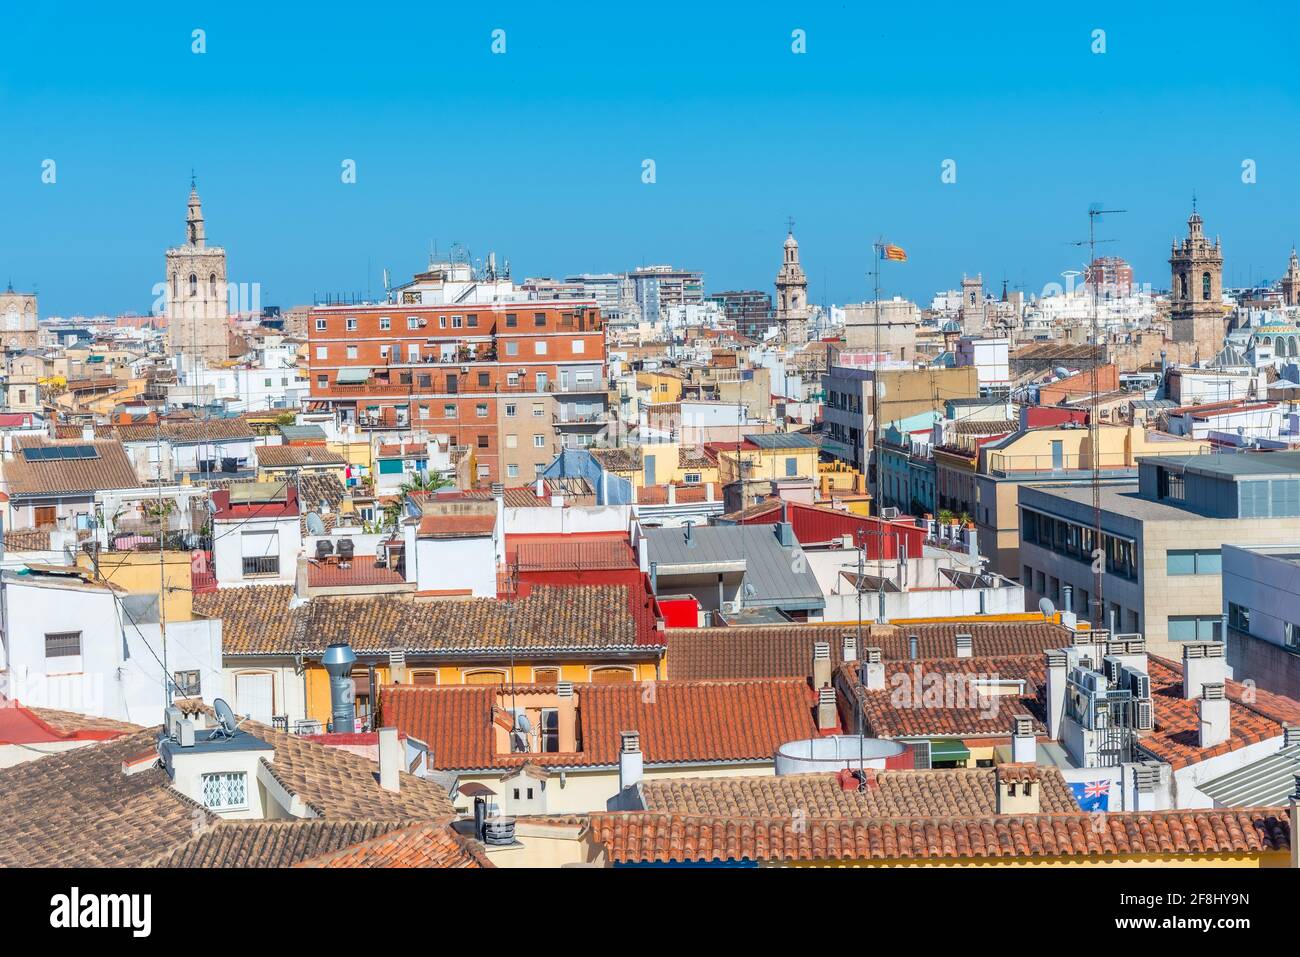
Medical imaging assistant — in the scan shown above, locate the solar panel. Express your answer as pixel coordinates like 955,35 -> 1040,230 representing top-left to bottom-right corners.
21,445 -> 100,462
746,432 -> 816,450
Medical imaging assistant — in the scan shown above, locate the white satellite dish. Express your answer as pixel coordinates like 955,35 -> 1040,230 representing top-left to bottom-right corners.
1038,597 -> 1056,619
513,713 -> 533,735
305,512 -> 326,536
212,698 -> 241,738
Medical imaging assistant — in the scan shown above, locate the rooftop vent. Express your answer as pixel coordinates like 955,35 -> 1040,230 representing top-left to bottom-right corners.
557,681 -> 574,698
955,633 -> 973,658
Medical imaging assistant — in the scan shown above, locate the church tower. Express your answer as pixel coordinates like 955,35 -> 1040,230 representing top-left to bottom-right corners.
1282,248 -> 1300,308
165,178 -> 229,364
1168,204 -> 1225,356
959,274 -> 984,332
775,225 -> 809,346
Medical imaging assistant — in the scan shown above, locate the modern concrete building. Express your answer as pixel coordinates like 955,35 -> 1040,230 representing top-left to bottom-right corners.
1222,542 -> 1300,699
1019,451 -> 1300,658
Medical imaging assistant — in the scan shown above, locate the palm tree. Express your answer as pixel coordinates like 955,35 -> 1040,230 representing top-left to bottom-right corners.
399,471 -> 453,495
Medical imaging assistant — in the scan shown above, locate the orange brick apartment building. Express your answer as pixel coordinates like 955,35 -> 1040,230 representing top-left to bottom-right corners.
308,300 -> 608,484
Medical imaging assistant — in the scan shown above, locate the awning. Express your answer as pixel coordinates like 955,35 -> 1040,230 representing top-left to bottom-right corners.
928,739 -> 971,763
335,367 -> 370,385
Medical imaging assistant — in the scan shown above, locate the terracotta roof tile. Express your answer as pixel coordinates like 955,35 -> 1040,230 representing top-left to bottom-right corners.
155,820 -> 404,868
667,621 -> 1070,681
256,445 -> 346,468
2,439 -> 140,497
641,766 -> 1079,817
588,808 -> 1291,864
192,584 -> 296,655
381,678 -> 821,771
295,821 -> 492,868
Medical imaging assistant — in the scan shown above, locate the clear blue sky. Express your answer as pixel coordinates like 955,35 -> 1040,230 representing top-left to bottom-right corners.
3,1 -> 1299,316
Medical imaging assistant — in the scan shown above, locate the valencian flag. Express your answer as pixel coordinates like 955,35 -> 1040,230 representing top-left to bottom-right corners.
880,243 -> 908,262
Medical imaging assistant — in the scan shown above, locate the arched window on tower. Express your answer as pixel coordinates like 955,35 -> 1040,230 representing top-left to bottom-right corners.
1202,271 -> 1212,301
1179,273 -> 1189,300
189,273 -> 198,296
171,273 -> 178,297
209,273 -> 217,297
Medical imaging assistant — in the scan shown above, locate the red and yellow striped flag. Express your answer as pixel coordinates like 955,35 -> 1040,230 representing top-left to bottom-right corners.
880,244 -> 908,262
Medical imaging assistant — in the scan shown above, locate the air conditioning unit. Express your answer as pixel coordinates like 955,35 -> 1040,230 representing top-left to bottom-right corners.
418,319 -> 428,327
1134,699 -> 1155,731
721,600 -> 741,616
880,506 -> 899,521
460,365 -> 469,373
1102,655 -> 1125,685
1124,667 -> 1151,701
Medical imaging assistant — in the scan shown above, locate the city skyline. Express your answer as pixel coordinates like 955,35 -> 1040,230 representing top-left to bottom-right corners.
4,2 -> 1300,315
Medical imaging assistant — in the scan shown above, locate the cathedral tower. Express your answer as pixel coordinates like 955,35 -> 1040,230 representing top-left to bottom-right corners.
1282,248 -> 1300,308
165,178 -> 229,364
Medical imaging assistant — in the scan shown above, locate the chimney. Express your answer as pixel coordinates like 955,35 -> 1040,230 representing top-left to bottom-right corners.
1197,682 -> 1230,749
81,422 -> 95,442
1182,641 -> 1227,700
995,764 -> 1040,815
1045,650 -> 1069,740
388,647 -> 407,685
1131,761 -> 1165,812
1011,713 -> 1036,764
774,521 -> 795,548
490,482 -> 504,499
859,647 -> 885,690
295,554 -> 310,601
817,686 -> 838,731
907,634 -> 919,660
321,643 -> 358,733
841,633 -> 858,663
535,477 -> 546,499
556,681 -> 578,751
955,633 -> 973,659
378,726 -> 401,792
619,731 -> 643,792
812,641 -> 832,688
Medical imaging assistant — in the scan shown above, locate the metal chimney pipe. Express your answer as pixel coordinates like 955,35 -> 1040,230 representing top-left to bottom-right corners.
908,635 -> 918,660
321,642 -> 358,733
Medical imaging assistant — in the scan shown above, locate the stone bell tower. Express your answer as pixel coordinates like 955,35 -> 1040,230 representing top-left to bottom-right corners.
1168,203 -> 1225,357
1281,248 -> 1300,308
775,223 -> 809,346
165,177 -> 229,364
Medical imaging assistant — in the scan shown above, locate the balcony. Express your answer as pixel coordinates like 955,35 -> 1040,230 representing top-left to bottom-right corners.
553,409 -> 611,427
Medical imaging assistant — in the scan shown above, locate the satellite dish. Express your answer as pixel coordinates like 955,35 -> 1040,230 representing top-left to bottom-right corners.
212,698 -> 240,737
1038,597 -> 1056,619
305,512 -> 326,536
513,713 -> 533,735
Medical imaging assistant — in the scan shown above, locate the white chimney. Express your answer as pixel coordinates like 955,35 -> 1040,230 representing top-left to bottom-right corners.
812,641 -> 832,688
378,726 -> 401,792
81,423 -> 95,442
1183,641 -> 1227,699
955,633 -> 973,659
1011,713 -> 1036,764
1045,650 -> 1069,740
618,731 -> 643,791
841,633 -> 858,663
1197,683 -> 1230,749
817,686 -> 838,731
859,647 -> 885,690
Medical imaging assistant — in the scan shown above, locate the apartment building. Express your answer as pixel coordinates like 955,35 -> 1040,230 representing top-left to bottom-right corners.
1018,451 -> 1300,658
308,298 -> 606,484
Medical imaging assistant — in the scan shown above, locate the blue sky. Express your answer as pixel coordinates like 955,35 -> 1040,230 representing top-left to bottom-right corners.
3,1 -> 1299,316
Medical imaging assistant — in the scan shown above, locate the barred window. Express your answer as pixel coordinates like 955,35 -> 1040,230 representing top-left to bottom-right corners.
201,772 -> 248,811
175,670 -> 201,696
44,631 -> 81,658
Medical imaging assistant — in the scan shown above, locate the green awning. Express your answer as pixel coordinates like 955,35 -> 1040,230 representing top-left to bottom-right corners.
928,739 -> 971,763
336,367 -> 370,384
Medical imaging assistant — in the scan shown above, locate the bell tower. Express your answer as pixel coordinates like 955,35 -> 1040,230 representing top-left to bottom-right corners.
165,176 -> 229,364
1281,248 -> 1300,308
1168,203 -> 1225,356
775,221 -> 809,346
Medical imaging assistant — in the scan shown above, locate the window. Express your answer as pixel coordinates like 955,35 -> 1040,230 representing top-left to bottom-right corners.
534,312 -> 546,327
418,373 -> 432,389
572,339 -> 585,354
505,313 -> 518,328
505,341 -> 519,356
533,434 -> 545,448
785,457 -> 797,477
189,273 -> 198,295
452,316 -> 462,328
590,666 -> 634,683
541,708 -> 560,752
532,403 -> 544,417
1286,622 -> 1300,652
315,318 -> 327,331
1168,616 -> 1222,642
467,314 -> 478,327
535,340 -> 548,355
477,434 -> 489,449
506,434 -> 518,449
505,403 -> 517,417
317,375 -> 328,388
379,316 -> 391,330
478,372 -> 490,387
444,403 -> 456,417
684,472 -> 701,483
175,670 -> 201,696
242,555 -> 280,577
507,464 -> 519,478
45,631 -> 82,659
407,317 -> 420,330
346,317 -> 358,331
346,345 -> 358,360
419,404 -> 430,419
1166,549 -> 1222,576
201,771 -> 248,811
476,403 -> 488,418
1202,271 -> 1212,301
439,316 -> 447,328
1157,467 -> 1185,502
379,345 -> 390,358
